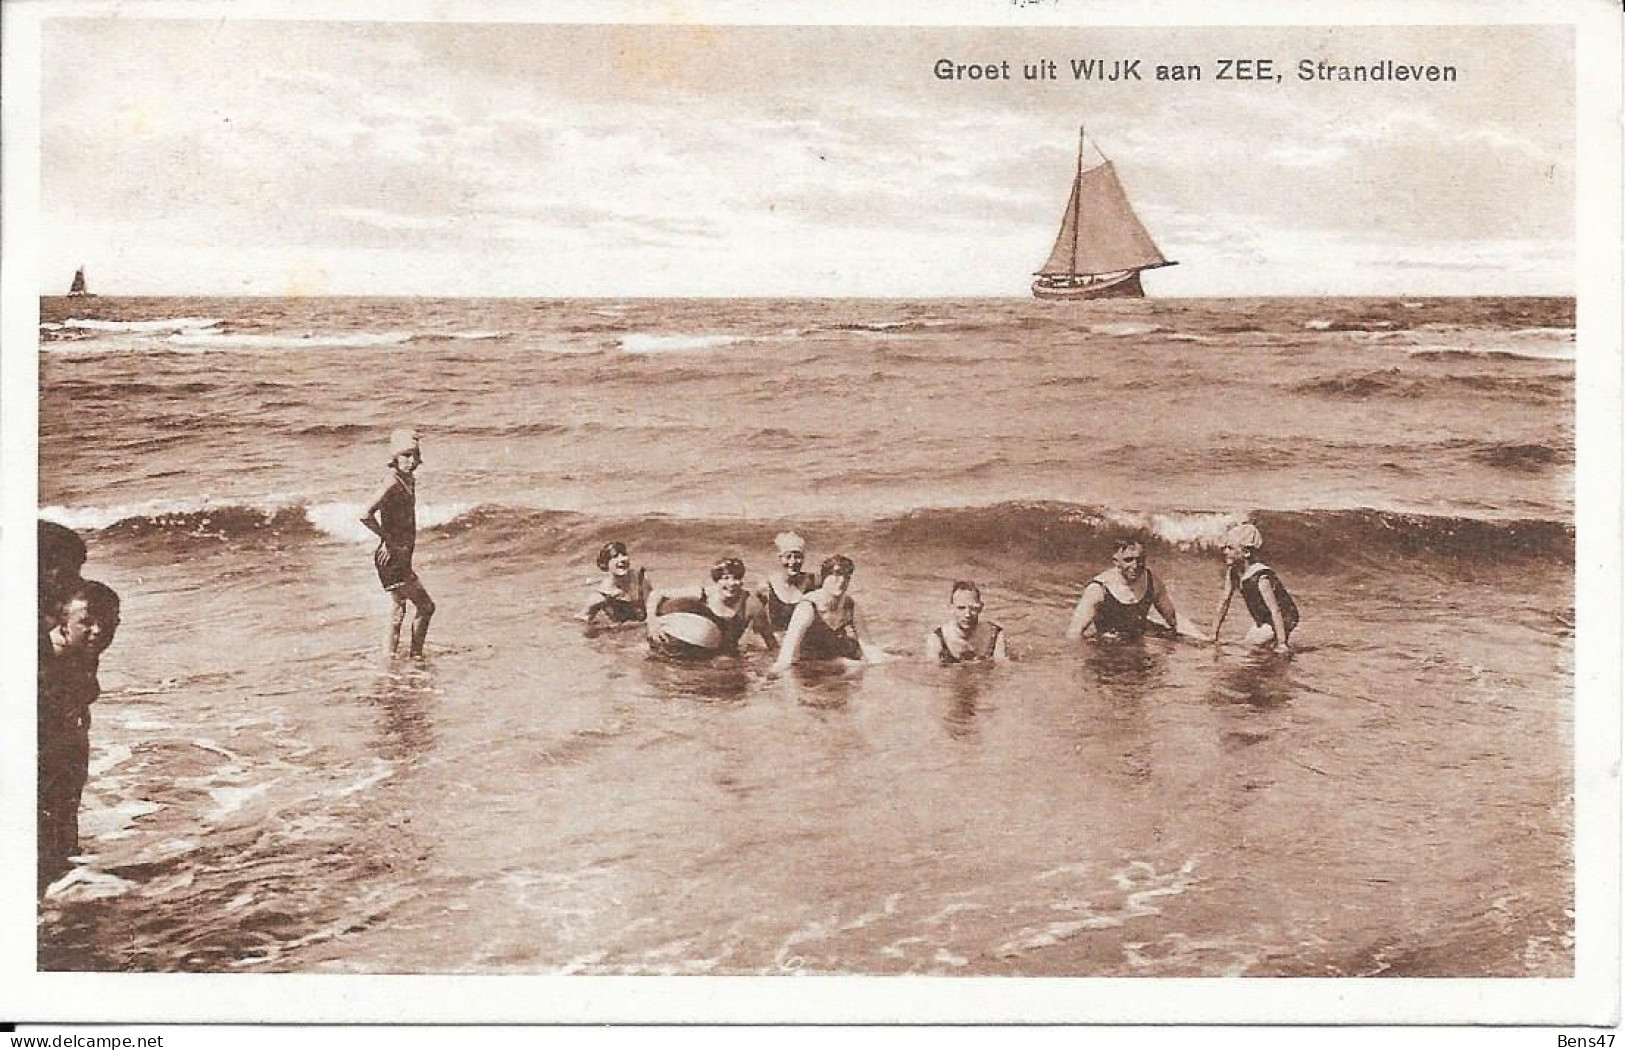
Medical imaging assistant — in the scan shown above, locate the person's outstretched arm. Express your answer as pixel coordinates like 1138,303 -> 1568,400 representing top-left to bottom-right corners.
767,601 -> 816,676
1211,571 -> 1236,643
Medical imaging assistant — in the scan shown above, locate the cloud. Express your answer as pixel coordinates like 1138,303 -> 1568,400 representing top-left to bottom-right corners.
37,19 -> 1576,296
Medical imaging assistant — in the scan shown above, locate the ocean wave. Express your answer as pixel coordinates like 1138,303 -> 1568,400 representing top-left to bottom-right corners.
39,497 -> 471,544
166,331 -> 417,351
405,329 -> 509,343
1405,345 -> 1576,362
617,333 -> 749,355
55,317 -> 223,334
873,502 -> 1572,568
1295,370 -> 1570,399
1304,319 -> 1397,332
40,498 -> 315,539
1467,442 -> 1568,472
820,319 -> 964,335
44,498 -> 1573,567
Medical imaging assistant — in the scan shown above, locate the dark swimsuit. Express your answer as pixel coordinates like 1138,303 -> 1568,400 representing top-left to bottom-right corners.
372,473 -> 418,592
1088,570 -> 1158,636
796,597 -> 863,660
599,568 -> 648,623
653,592 -> 753,658
1236,565 -> 1299,633
762,573 -> 816,631
933,624 -> 1003,664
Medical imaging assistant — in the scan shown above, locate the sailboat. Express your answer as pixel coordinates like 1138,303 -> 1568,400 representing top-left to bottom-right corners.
67,267 -> 93,298
1032,129 -> 1175,300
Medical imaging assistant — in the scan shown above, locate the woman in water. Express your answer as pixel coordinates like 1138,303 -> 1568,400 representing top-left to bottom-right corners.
644,556 -> 767,659
581,541 -> 652,628
756,530 -> 818,635
767,554 -> 876,675
1211,523 -> 1299,654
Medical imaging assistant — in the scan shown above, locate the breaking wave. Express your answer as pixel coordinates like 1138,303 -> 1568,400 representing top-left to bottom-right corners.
42,498 -> 1572,569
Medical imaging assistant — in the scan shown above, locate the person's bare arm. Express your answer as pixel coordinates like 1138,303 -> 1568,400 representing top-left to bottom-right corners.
1064,582 -> 1103,640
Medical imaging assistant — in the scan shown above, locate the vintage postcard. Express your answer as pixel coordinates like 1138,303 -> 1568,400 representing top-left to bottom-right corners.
2,0 -> 1619,1030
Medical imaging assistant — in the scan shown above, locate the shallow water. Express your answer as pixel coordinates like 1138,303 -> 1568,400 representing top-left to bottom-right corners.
37,295 -> 1574,975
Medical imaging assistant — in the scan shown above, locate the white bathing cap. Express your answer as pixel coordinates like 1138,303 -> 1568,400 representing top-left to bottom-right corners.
1224,522 -> 1263,550
389,427 -> 421,457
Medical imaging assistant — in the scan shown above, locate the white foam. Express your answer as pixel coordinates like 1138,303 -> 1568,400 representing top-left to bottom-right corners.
1088,322 -> 1162,337
207,782 -> 274,819
1304,319 -> 1335,330
63,316 -> 222,333
80,798 -> 163,840
305,499 -> 475,542
327,757 -> 394,798
617,332 -> 747,354
88,742 -> 134,777
44,867 -> 139,902
1100,509 -> 1245,551
305,502 -> 375,543
166,330 -> 415,350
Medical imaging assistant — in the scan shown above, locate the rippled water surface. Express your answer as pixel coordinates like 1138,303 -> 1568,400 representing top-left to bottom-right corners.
37,295 -> 1574,975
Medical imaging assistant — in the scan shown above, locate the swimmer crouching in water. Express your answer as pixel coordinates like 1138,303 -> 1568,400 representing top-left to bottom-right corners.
1211,523 -> 1299,654
767,554 -> 878,676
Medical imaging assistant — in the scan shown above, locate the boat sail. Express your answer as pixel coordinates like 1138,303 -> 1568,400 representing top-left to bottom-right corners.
1033,129 -> 1174,300
67,267 -> 92,297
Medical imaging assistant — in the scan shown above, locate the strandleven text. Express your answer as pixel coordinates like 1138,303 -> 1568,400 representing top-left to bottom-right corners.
931,57 -> 1459,85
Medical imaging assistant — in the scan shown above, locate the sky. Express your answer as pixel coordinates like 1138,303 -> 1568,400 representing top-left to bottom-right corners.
32,16 -> 1577,297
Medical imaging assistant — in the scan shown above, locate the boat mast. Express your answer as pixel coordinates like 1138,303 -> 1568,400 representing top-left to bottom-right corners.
1069,127 -> 1083,276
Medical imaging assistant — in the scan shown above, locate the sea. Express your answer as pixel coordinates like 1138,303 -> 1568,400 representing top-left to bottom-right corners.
34,294 -> 1575,977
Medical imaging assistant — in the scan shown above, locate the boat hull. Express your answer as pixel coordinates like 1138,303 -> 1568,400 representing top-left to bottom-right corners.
1031,270 -> 1145,300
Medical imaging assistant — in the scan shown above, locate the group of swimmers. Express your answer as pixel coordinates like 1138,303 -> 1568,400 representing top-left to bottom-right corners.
34,427 -> 1300,892
581,526 -> 1298,673
360,428 -> 1301,670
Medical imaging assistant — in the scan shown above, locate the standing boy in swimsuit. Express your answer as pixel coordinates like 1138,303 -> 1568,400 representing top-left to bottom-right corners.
925,580 -> 1008,663
360,427 -> 436,657
1211,522 -> 1299,654
1064,539 -> 1184,640
39,579 -> 120,890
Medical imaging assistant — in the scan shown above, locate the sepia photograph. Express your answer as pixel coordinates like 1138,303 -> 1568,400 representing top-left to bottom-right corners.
3,0 -> 1619,1029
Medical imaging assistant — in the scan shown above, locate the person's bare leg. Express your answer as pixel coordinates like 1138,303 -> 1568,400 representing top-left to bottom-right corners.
388,592 -> 408,653
403,581 -> 435,657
